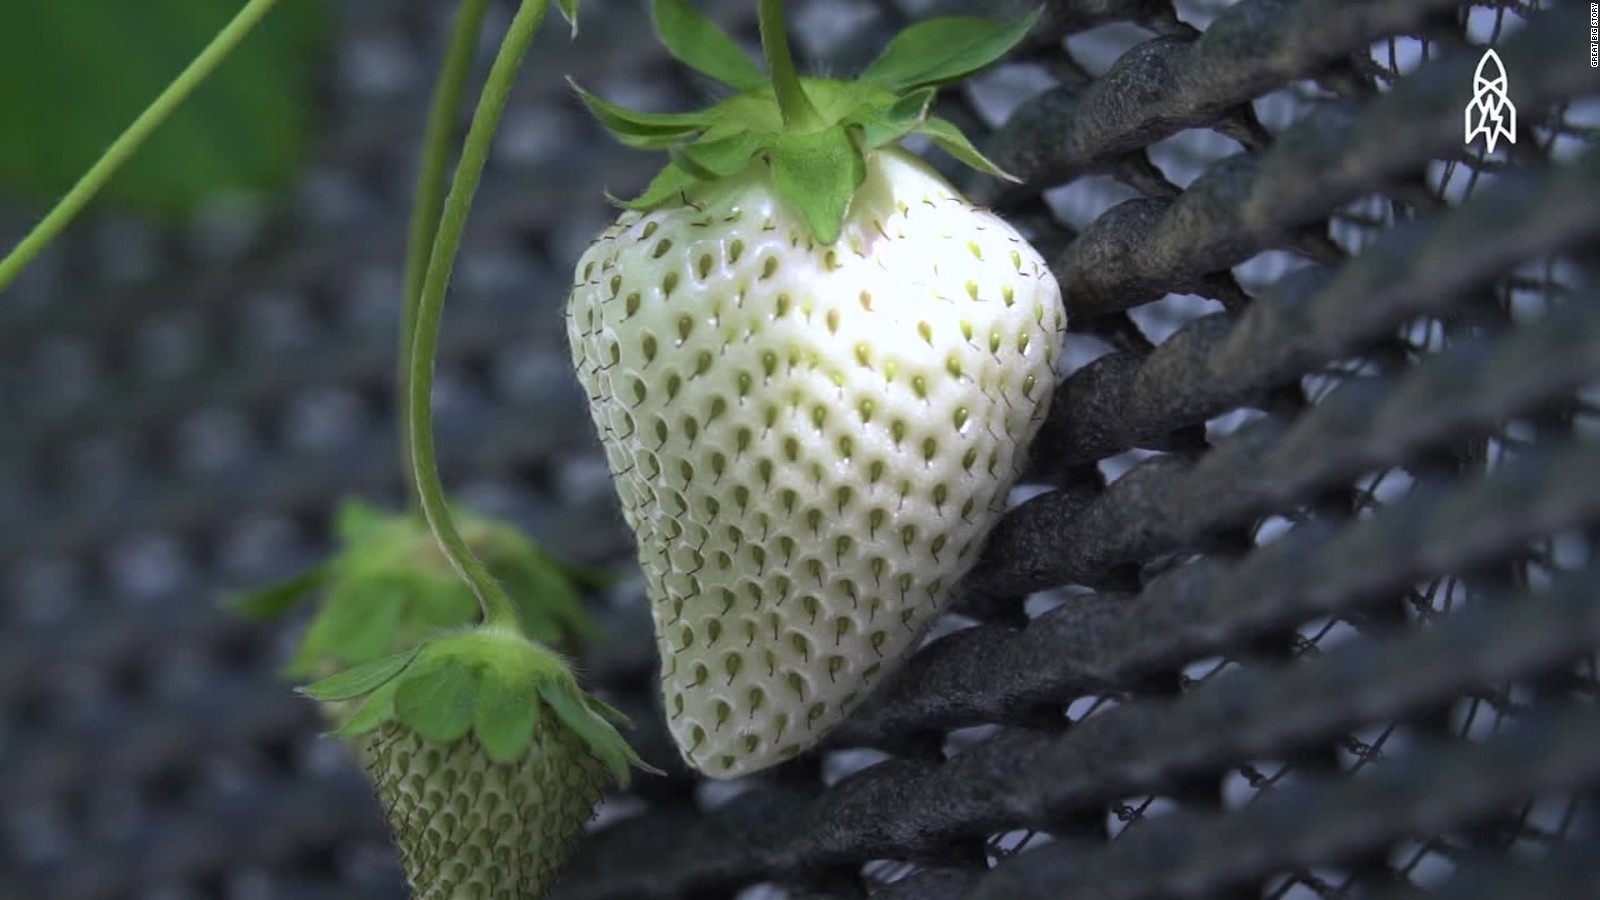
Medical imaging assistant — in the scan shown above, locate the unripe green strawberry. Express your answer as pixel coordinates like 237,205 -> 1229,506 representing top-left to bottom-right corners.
303,626 -> 649,898
362,720 -> 605,899
566,1 -> 1062,776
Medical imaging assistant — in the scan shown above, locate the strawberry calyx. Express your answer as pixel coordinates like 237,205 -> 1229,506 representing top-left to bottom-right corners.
572,0 -> 1037,244
227,500 -> 600,678
302,625 -> 654,783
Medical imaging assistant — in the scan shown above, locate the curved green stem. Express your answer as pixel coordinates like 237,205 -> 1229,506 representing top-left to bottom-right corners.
757,0 -> 823,131
399,0 -> 493,517
0,0 -> 282,292
409,0 -> 551,633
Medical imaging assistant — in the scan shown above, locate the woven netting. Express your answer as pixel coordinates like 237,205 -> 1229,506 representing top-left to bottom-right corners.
3,0 -> 1598,898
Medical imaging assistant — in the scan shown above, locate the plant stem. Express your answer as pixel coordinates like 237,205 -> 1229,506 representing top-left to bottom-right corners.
409,0 -> 551,633
757,0 -> 822,131
0,0 -> 282,292
399,0 -> 492,518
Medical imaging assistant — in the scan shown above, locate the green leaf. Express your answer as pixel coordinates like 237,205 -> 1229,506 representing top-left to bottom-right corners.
570,80 -> 709,149
0,0 -> 327,217
856,87 -> 936,149
623,162 -> 699,210
916,117 -> 1019,182
543,682 -> 636,785
226,564 -> 327,621
332,678 -> 400,738
860,10 -> 1040,92
473,674 -> 543,763
301,647 -> 421,702
394,659 -> 479,744
769,129 -> 867,245
653,0 -> 766,91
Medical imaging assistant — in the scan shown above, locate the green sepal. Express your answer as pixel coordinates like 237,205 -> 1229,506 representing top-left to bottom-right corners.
541,681 -> 645,786
334,500 -> 389,543
301,646 -> 421,702
679,131 -> 766,179
623,162 -> 699,209
558,0 -> 581,37
226,564 -> 328,621
581,4 -> 1037,243
855,87 -> 936,149
484,527 -> 600,645
474,671 -> 543,763
246,500 -> 600,679
549,556 -> 619,592
860,10 -> 1041,92
652,0 -> 766,91
584,694 -> 634,727
916,116 -> 1019,182
769,129 -> 867,245
308,627 -> 652,784
333,678 -> 401,738
570,80 -> 709,149
286,572 -> 411,676
395,658 -> 479,744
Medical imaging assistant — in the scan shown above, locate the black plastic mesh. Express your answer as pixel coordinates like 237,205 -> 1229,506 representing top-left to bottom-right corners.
3,0 -> 1598,898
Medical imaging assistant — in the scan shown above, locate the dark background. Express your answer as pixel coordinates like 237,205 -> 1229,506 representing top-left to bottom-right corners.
3,1 -> 1598,898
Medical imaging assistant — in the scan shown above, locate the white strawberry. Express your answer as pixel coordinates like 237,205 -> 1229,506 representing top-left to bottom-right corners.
566,0 -> 1064,777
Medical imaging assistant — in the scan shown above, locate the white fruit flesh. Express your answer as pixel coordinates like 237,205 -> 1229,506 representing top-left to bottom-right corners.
568,148 -> 1064,777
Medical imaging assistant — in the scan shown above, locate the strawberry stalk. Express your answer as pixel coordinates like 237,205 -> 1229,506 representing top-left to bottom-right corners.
0,0 -> 284,290
342,2 -> 658,892
406,0 -> 556,632
229,0 -> 605,671
397,0 -> 493,519
757,0 -> 824,131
